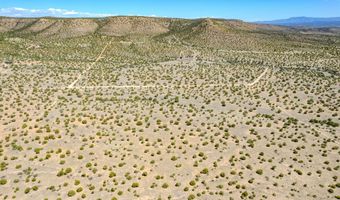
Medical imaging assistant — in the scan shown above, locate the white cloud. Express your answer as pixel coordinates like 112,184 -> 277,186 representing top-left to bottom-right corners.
13,7 -> 28,11
0,7 -> 116,18
63,11 -> 79,15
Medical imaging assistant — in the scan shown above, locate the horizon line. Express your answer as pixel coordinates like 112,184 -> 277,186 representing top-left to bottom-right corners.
1,14 -> 340,23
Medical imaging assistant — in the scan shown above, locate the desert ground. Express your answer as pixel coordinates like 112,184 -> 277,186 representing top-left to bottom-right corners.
0,17 -> 339,200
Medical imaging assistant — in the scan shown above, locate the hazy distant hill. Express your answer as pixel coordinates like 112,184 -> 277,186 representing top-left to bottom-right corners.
257,17 -> 340,27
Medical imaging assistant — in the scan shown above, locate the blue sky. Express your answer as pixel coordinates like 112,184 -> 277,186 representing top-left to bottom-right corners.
0,0 -> 339,21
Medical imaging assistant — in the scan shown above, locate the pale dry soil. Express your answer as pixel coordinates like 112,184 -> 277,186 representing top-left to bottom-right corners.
0,36 -> 339,200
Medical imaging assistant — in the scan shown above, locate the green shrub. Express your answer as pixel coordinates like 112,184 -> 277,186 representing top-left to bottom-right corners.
171,156 -> 177,161
132,182 -> 139,188
68,190 -> 76,197
65,168 -> 72,173
162,183 -> 169,188
189,180 -> 196,186
256,169 -> 263,175
294,169 -> 303,175
188,194 -> 195,200
0,179 -> 7,185
109,172 -> 116,178
74,180 -> 80,185
24,188 -> 30,194
136,121 -> 143,126
201,168 -> 209,174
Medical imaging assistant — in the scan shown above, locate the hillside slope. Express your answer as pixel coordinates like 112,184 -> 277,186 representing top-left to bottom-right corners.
0,16 -> 338,51
0,16 -> 285,38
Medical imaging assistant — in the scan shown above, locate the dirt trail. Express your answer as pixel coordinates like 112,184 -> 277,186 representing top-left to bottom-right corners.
160,36 -> 200,67
273,99 -> 339,145
68,39 -> 112,89
37,39 -> 113,119
218,49 -> 305,55
247,67 -> 269,87
55,83 -> 241,90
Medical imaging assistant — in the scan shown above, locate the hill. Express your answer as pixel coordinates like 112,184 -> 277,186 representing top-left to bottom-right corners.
1,16 -> 339,52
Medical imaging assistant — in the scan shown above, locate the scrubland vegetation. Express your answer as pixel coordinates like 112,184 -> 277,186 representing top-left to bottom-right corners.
0,16 -> 339,200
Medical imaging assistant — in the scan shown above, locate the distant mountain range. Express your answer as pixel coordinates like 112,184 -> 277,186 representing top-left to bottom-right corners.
256,17 -> 340,28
